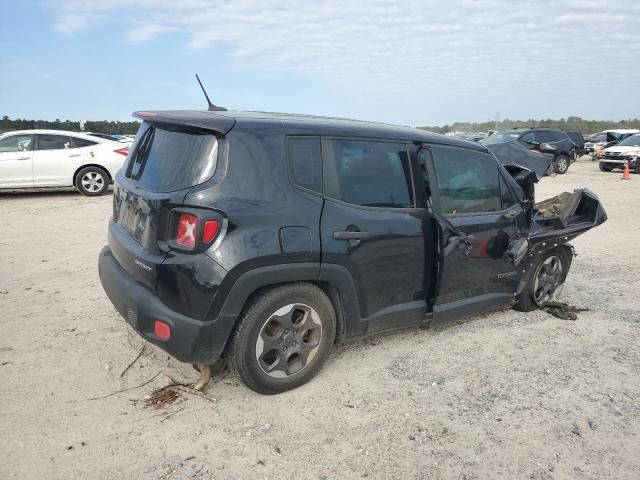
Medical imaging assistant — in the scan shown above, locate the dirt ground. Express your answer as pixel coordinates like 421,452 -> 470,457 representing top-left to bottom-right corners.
1,158 -> 639,480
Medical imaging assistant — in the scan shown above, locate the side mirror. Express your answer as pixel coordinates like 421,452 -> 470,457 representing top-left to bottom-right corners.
538,142 -> 557,154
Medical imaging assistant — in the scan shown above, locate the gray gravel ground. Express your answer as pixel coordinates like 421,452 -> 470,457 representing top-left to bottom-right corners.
0,158 -> 639,479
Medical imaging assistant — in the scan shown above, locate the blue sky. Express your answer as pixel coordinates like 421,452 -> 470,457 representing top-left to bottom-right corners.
1,0 -> 638,126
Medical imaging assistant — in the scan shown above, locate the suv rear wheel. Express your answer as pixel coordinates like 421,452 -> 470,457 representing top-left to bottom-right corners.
75,166 -> 109,196
226,283 -> 336,394
553,155 -> 570,174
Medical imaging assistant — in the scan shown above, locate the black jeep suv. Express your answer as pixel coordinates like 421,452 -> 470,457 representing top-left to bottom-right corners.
482,128 -> 577,174
99,110 -> 606,394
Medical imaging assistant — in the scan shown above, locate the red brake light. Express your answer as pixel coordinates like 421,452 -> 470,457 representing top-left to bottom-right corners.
154,320 -> 171,341
202,220 -> 220,243
114,147 -> 129,156
177,213 -> 198,249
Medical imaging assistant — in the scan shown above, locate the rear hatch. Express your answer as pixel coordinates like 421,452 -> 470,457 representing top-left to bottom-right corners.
109,119 -> 221,292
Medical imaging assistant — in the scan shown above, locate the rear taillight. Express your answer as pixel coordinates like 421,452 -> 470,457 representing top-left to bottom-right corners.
176,213 -> 198,249
154,320 -> 171,341
114,147 -> 129,156
171,211 -> 222,252
202,220 -> 220,243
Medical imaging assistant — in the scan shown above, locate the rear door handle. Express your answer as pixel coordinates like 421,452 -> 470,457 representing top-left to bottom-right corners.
67,154 -> 81,158
333,230 -> 369,240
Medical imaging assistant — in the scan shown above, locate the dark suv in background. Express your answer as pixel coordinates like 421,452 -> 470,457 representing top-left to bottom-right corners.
99,110 -> 605,394
482,128 -> 577,174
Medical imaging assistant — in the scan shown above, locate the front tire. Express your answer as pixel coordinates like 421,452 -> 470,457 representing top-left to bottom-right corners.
226,283 -> 336,394
553,155 -> 570,174
75,166 -> 109,196
515,248 -> 571,312
599,162 -> 613,172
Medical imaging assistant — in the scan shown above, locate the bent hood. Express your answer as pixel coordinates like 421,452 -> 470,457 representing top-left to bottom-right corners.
487,141 -> 553,179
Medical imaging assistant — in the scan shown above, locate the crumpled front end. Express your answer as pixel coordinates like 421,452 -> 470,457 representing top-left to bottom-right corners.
530,188 -> 607,243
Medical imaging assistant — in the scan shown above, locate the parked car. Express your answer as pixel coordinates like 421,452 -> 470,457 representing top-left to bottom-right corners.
0,129 -> 129,195
87,132 -> 134,144
585,129 -> 640,155
565,131 -> 585,157
481,128 -> 576,174
98,109 -> 606,394
599,133 -> 640,173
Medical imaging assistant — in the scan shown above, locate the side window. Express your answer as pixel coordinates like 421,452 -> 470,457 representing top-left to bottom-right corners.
520,132 -> 536,143
37,135 -> 71,151
535,131 -> 553,143
499,174 -> 516,209
288,137 -> 322,193
0,135 -> 34,152
70,137 -> 98,148
431,145 -> 501,215
550,131 -> 567,142
329,139 -> 413,208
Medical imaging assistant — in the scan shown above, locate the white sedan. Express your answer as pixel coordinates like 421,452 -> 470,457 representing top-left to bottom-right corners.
0,129 -> 130,196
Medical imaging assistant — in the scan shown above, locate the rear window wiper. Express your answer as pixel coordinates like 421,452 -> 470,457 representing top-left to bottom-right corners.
129,128 -> 155,180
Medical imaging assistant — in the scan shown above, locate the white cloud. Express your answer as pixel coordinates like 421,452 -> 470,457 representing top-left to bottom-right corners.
49,0 -> 640,122
53,13 -> 100,34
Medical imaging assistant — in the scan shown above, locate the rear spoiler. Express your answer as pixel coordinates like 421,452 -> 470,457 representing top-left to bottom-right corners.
133,110 -> 236,135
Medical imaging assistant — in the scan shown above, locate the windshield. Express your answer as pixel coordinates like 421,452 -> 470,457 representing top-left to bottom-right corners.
125,121 -> 218,193
481,131 -> 522,145
617,134 -> 640,147
588,133 -> 606,143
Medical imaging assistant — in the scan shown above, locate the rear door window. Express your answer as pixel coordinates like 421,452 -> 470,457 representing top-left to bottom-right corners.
327,139 -> 413,208
431,145 -> 501,215
288,137 -> 322,193
37,135 -> 71,150
125,122 -> 218,193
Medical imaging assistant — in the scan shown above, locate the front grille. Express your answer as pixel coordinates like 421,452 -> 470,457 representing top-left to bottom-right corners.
604,152 -> 632,160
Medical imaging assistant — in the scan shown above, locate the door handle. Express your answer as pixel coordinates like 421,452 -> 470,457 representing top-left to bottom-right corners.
502,209 -> 518,220
67,154 -> 81,158
16,156 -> 30,161
333,230 -> 369,240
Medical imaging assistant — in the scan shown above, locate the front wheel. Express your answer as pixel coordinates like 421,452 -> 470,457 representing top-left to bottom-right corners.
599,162 -> 613,172
75,166 -> 109,196
226,283 -> 336,394
515,248 -> 571,312
553,155 -> 570,174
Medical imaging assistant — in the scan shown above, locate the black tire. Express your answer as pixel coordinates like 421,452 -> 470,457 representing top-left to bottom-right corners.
226,283 -> 336,394
634,161 -> 640,174
514,248 -> 572,312
75,166 -> 110,196
599,162 -> 613,172
553,155 -> 570,174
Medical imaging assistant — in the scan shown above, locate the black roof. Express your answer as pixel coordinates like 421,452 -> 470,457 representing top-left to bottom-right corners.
133,110 -> 486,151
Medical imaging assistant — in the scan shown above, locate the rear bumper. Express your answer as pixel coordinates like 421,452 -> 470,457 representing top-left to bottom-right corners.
98,246 -> 237,364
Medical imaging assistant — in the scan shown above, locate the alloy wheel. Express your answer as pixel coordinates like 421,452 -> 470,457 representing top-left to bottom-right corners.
255,303 -> 323,379
81,171 -> 105,193
532,255 -> 564,305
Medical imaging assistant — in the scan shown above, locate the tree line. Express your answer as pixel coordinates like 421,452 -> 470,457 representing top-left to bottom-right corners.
419,116 -> 640,135
0,116 -> 141,135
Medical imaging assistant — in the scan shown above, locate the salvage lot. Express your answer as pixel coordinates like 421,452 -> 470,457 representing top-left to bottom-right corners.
1,158 -> 639,479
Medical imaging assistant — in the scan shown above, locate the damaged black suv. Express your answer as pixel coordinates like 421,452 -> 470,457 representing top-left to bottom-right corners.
99,110 -> 606,394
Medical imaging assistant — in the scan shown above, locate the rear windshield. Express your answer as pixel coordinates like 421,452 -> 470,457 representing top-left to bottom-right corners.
125,121 -> 218,192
